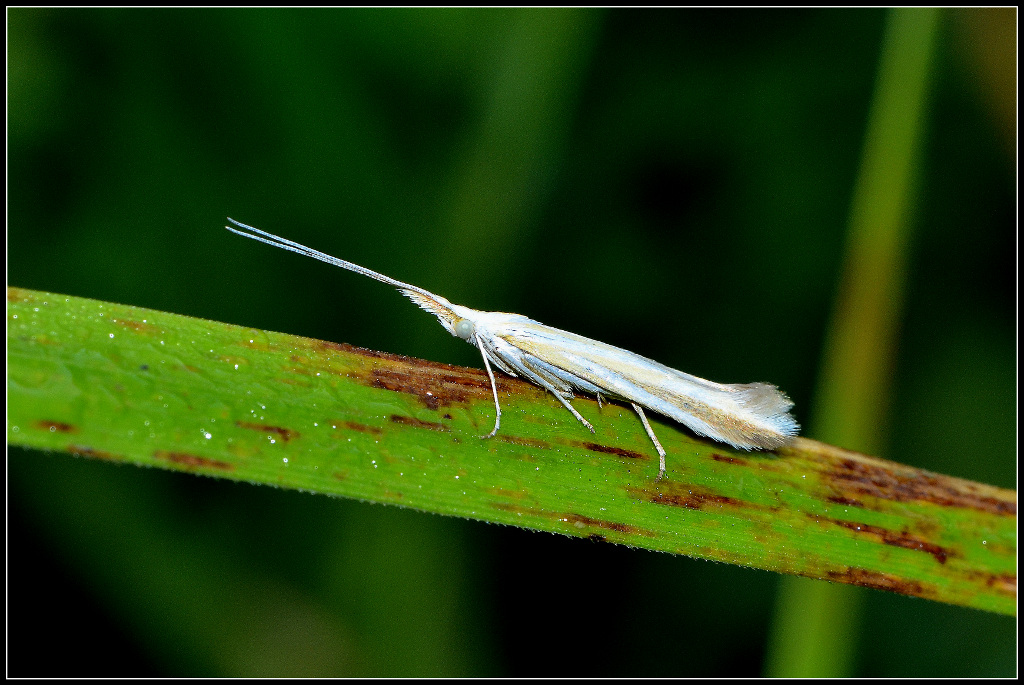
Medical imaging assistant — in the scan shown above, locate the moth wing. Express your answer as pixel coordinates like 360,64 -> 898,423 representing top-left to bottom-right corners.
495,321 -> 797,450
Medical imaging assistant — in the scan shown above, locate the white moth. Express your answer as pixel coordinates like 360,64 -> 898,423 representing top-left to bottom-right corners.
226,218 -> 799,478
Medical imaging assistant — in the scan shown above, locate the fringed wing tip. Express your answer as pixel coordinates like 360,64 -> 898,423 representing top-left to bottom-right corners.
733,382 -> 801,443
733,382 -> 793,414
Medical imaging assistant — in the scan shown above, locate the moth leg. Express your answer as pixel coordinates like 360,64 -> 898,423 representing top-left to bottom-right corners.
529,376 -> 595,433
631,403 -> 667,480
596,392 -> 604,409
474,335 -> 502,439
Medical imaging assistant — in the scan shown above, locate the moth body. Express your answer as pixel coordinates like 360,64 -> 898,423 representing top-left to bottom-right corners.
226,218 -> 799,479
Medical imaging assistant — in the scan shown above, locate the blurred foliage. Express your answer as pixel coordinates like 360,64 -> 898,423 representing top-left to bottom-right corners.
7,7 -> 1015,677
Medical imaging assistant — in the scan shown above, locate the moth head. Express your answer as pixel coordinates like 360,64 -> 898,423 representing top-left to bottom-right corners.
454,318 -> 476,341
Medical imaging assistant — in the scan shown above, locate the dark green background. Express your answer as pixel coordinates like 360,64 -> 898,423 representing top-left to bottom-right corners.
7,8 -> 1015,676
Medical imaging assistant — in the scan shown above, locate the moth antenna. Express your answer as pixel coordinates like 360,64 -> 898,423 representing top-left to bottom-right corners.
225,218 -> 443,302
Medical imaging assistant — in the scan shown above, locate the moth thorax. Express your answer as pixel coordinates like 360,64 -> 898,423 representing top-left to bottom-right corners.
454,318 -> 475,340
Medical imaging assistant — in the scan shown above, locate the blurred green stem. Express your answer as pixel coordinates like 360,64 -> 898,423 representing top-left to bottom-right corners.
435,9 -> 601,297
765,7 -> 942,677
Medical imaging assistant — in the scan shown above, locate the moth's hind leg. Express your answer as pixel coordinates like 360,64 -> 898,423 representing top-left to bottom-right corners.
631,403 -> 667,480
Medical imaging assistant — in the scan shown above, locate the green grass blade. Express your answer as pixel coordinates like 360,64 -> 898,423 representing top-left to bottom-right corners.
8,286 -> 1016,616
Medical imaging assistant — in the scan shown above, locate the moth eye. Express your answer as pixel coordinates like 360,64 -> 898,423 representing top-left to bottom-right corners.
455,319 -> 475,340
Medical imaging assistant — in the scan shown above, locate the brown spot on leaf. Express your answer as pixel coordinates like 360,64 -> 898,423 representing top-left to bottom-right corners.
372,367 -> 453,400
336,420 -> 382,434
638,482 -> 747,511
7,288 -> 33,303
35,420 -> 77,433
492,502 -> 531,515
986,574 -> 1016,597
315,339 -> 350,353
488,486 -> 527,500
711,453 -> 748,465
67,445 -> 117,460
369,366 -> 490,408
826,567 -> 927,597
153,450 -> 233,471
316,340 -> 477,373
825,458 -> 1016,516
390,415 -> 449,432
828,518 -> 951,564
496,434 -> 553,450
302,338 -> 541,413
827,495 -> 866,507
236,421 -> 299,442
240,337 -> 269,351
440,372 -> 489,386
576,442 -> 648,460
319,340 -> 414,364
112,318 -> 158,334
284,360 -> 313,376
961,569 -> 1017,597
491,503 -> 657,538
561,513 -> 656,537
